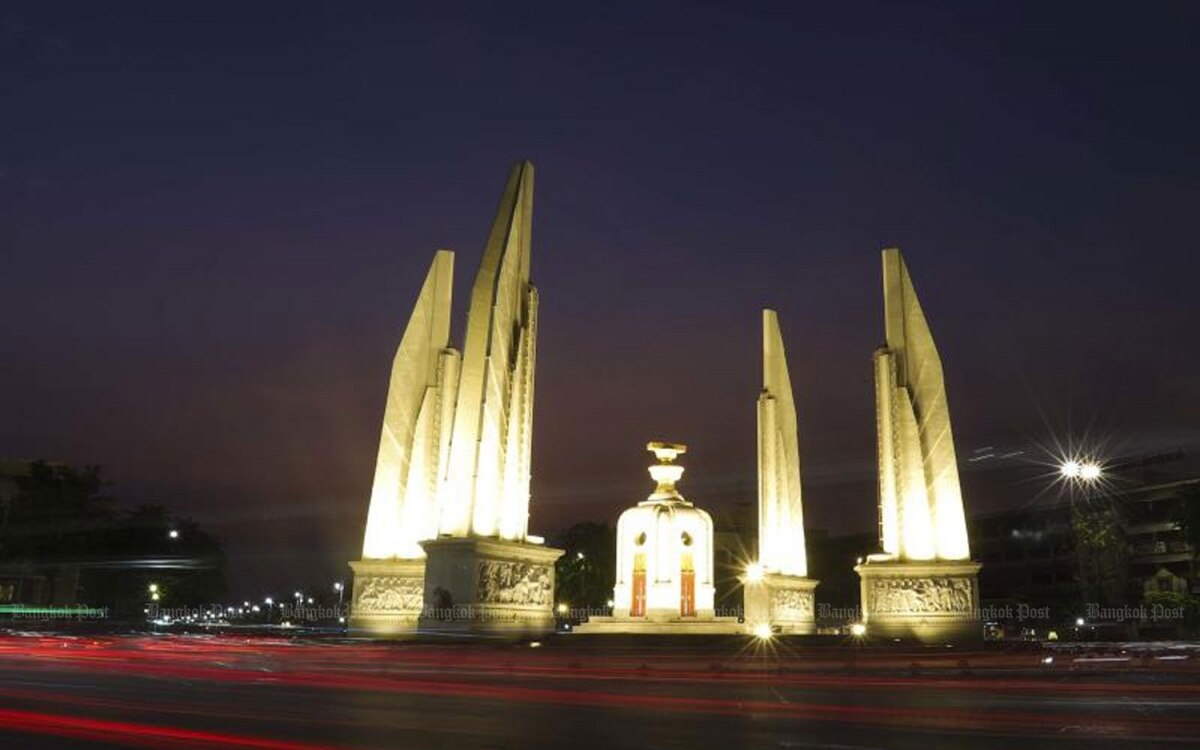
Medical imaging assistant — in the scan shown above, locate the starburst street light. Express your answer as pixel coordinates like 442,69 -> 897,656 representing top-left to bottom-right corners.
1060,458 -> 1103,483
744,562 -> 766,583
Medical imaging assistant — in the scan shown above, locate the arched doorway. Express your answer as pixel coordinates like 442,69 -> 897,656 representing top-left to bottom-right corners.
680,551 -> 695,617
631,553 -> 647,617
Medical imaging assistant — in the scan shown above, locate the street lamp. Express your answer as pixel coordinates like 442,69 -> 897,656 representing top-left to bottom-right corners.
744,562 -> 766,584
168,529 -> 179,540
1061,459 -> 1103,483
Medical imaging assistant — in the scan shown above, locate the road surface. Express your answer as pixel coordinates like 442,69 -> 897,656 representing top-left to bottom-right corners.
0,633 -> 1196,749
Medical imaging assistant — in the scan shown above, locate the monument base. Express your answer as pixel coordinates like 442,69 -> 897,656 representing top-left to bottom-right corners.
855,558 -> 982,644
744,574 -> 818,635
417,536 -> 564,638
573,613 -> 743,635
347,558 -> 425,637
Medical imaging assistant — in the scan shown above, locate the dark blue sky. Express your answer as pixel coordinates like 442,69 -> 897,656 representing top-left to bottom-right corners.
2,2 -> 1197,594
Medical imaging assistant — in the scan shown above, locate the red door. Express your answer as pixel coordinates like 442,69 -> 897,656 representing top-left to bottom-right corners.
631,554 -> 647,617
680,553 -> 695,617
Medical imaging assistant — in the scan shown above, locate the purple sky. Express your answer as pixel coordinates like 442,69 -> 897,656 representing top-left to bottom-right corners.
2,2 -> 1198,595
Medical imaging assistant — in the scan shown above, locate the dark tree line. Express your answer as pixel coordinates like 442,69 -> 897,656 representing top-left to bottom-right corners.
0,462 -> 226,614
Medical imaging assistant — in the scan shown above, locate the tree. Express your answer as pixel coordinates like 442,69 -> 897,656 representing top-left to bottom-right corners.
0,462 -> 226,613
553,522 -> 616,613
1143,590 -> 1200,636
1072,503 -> 1129,608
1,462 -> 115,559
1169,484 -> 1200,582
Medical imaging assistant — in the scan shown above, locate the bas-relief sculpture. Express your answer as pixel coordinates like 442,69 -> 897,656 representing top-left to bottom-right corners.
348,162 -> 562,637
476,561 -> 553,607
856,248 -> 981,643
770,588 -> 814,620
354,576 -> 424,614
867,577 -> 974,615
744,310 -> 818,634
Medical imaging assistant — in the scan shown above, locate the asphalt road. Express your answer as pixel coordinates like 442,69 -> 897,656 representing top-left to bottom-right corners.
0,633 -> 1197,749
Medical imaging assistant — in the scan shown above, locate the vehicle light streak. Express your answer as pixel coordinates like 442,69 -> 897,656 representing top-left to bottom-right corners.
0,707 -> 344,750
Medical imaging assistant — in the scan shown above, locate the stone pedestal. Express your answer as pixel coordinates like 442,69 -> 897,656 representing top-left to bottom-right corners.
744,574 -> 818,635
573,613 -> 742,634
855,559 -> 982,643
417,536 -> 563,637
348,558 -> 425,636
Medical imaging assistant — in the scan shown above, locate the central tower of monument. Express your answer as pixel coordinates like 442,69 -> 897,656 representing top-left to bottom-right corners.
349,161 -> 563,637
855,248 -> 981,643
575,443 -> 741,634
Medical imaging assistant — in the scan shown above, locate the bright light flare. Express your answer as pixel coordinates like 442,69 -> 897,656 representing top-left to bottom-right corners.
1059,460 -> 1081,479
752,622 -> 773,640
850,623 -> 867,637
1079,462 -> 1102,481
744,562 -> 766,583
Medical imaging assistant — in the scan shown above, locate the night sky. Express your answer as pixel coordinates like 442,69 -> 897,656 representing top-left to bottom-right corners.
3,2 -> 1198,596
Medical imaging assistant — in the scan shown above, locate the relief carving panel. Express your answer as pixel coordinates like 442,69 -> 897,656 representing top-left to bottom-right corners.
476,561 -> 552,607
869,577 -> 974,615
355,576 -> 424,614
771,589 -> 814,620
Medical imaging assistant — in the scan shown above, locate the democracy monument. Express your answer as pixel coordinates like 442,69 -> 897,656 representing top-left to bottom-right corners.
743,310 -> 819,635
854,248 -> 982,642
348,160 -> 981,643
349,161 -> 562,637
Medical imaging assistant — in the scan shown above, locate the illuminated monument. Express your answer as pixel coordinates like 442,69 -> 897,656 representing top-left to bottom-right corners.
349,161 -> 563,636
743,310 -> 818,634
855,248 -> 981,643
575,443 -> 741,634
